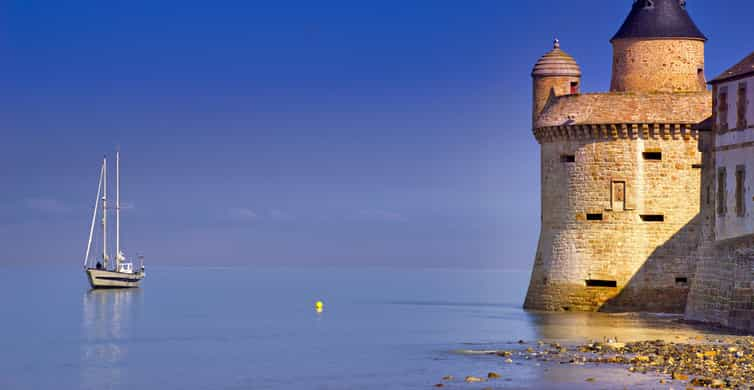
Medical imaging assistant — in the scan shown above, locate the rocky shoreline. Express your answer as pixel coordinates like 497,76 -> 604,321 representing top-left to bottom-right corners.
443,336 -> 754,389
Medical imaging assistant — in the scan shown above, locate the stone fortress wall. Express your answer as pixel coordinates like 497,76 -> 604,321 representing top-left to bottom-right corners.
685,67 -> 754,331
523,0 -> 754,332
524,0 -> 712,313
524,102 -> 709,312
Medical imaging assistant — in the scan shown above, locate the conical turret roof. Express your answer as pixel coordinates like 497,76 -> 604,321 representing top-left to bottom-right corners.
611,0 -> 706,42
532,39 -> 581,78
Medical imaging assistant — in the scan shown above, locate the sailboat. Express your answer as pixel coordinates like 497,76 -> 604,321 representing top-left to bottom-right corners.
83,151 -> 145,288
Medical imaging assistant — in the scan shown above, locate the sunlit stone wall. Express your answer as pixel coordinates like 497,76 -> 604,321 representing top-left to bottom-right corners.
524,127 -> 703,312
610,39 -> 706,93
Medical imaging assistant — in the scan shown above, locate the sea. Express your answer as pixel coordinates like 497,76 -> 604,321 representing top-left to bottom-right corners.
0,266 -> 738,390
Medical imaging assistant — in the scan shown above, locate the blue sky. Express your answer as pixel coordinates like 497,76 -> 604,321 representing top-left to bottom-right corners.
0,0 -> 752,268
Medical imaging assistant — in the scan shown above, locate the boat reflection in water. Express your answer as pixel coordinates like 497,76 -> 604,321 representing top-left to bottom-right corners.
80,288 -> 143,389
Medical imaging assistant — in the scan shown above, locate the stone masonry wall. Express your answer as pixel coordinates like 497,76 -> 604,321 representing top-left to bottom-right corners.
685,113 -> 754,332
610,39 -> 706,93
683,130 -> 719,321
524,131 -> 702,312
532,75 -> 580,123
687,234 -> 754,331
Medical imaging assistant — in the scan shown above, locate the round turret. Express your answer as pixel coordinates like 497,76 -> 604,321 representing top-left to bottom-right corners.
532,39 -> 582,123
610,0 -> 707,93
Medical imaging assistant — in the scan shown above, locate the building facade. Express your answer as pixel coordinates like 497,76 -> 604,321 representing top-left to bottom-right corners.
686,52 -> 754,331
524,0 -> 711,312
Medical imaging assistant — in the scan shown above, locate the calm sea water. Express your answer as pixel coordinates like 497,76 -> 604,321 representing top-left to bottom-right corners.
0,266 -> 736,389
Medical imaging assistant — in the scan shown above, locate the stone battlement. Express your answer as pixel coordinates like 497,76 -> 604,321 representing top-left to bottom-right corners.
534,123 -> 702,144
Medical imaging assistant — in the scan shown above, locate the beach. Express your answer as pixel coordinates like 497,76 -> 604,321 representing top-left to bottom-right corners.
452,334 -> 754,389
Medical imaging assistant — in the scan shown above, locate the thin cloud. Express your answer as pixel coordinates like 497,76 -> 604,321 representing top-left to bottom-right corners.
354,209 -> 407,222
228,207 -> 258,220
24,198 -> 72,214
269,209 -> 295,221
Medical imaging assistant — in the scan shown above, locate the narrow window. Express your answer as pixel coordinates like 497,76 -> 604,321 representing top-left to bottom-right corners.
612,181 -> 626,211
706,185 -> 711,205
697,68 -> 705,86
718,167 -> 727,216
561,154 -> 575,163
719,88 -> 729,131
570,81 -> 579,95
675,277 -> 689,285
643,151 -> 662,160
736,165 -> 746,217
692,164 -> 703,169
585,279 -> 617,288
586,213 -> 603,221
640,214 -> 665,222
738,82 -> 748,129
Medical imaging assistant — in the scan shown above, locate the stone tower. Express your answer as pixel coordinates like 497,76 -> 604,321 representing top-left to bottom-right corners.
523,0 -> 711,313
610,0 -> 707,93
532,39 -> 582,123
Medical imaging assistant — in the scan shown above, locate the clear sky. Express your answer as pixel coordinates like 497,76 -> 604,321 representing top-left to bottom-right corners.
1,0 -> 752,268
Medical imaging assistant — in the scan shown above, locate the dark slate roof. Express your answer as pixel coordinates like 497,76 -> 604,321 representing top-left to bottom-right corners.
611,0 -> 707,42
711,51 -> 754,84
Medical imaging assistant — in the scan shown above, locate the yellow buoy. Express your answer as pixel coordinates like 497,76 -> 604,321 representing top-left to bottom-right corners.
315,300 -> 324,313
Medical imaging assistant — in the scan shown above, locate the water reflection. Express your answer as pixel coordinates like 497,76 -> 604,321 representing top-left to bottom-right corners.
498,312 -> 741,388
80,289 -> 143,389
524,311 -> 737,343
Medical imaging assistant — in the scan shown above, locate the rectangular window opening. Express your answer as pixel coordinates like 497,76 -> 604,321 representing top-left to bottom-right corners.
586,213 -> 603,221
698,68 -> 706,87
570,81 -> 579,95
719,89 -> 729,131
736,165 -> 746,217
612,181 -> 627,211
675,277 -> 689,285
642,151 -> 662,161
738,82 -> 748,129
561,154 -> 576,163
640,214 -> 665,222
692,164 -> 703,169
718,167 -> 727,216
585,279 -> 617,288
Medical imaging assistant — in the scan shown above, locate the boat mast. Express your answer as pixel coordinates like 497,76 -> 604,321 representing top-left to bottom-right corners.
116,150 -> 121,270
102,156 -> 108,269
84,162 -> 104,268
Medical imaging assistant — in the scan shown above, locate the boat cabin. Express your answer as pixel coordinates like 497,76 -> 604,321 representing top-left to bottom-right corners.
118,262 -> 135,274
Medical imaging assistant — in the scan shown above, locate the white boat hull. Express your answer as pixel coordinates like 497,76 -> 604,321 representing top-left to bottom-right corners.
86,269 -> 144,288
